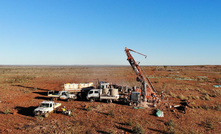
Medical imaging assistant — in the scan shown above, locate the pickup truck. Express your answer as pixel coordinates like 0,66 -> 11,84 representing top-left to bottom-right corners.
48,90 -> 77,101
86,89 -> 122,103
33,101 -> 61,117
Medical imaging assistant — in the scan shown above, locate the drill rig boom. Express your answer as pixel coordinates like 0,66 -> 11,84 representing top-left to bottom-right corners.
125,47 -> 156,99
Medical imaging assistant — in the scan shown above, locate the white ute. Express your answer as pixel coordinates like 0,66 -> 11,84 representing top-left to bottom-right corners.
33,101 -> 61,117
48,90 -> 77,101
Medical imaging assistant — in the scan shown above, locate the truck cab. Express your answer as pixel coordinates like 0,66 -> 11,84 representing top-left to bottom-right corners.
86,89 -> 101,102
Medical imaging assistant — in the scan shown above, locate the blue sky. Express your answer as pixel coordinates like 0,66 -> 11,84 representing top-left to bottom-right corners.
0,0 -> 220,65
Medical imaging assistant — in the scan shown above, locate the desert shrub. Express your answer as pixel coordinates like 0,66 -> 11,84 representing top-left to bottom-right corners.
201,94 -> 210,100
86,127 -> 96,134
132,123 -> 145,134
169,92 -> 177,98
32,87 -> 38,91
201,105 -> 209,110
109,129 -> 115,134
191,101 -> 195,105
162,82 -> 166,89
86,106 -> 93,111
164,119 -> 176,134
199,89 -> 207,94
165,119 -> 175,127
6,75 -> 35,83
108,109 -> 115,118
204,120 -> 214,130
24,90 -> 31,94
187,95 -> 193,99
125,118 -> 133,126
4,109 -> 11,114
214,103 -> 221,111
214,78 -> 221,83
35,116 -> 44,121
213,89 -> 221,97
178,95 -> 186,100
70,113 -> 77,117
192,96 -> 200,100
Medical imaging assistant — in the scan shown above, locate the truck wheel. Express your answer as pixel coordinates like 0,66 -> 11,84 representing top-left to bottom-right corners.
52,98 -> 57,101
54,108 -> 58,113
44,113 -> 49,118
67,98 -> 72,102
90,98 -> 94,102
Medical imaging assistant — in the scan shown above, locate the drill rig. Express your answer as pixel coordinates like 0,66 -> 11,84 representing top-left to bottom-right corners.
125,47 -> 156,102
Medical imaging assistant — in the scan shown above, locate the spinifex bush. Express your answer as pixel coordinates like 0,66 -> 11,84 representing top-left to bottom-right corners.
4,109 -> 11,114
178,95 -> 186,100
125,118 -> 133,126
108,109 -> 115,118
132,123 -> 145,134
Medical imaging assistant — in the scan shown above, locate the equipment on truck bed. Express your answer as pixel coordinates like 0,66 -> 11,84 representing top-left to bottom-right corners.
125,47 -> 156,102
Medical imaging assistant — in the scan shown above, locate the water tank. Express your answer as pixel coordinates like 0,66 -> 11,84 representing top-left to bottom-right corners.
110,88 -> 118,96
102,88 -> 109,94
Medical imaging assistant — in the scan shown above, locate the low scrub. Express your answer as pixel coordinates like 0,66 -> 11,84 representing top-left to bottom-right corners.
4,109 -> 11,114
213,89 -> 221,97
164,119 -> 176,134
203,119 -> 214,131
192,96 -> 200,100
86,106 -> 93,111
108,109 -> 115,118
201,94 -> 210,100
5,75 -> 35,84
169,92 -> 177,98
125,118 -> 133,126
132,123 -> 145,134
178,95 -> 186,100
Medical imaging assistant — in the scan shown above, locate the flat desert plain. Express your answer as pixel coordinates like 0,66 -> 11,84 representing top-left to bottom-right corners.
0,65 -> 221,134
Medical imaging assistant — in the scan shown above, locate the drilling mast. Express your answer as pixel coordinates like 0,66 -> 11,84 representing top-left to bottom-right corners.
125,47 -> 156,100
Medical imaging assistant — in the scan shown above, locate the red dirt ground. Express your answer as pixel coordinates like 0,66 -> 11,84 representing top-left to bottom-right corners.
0,65 -> 221,134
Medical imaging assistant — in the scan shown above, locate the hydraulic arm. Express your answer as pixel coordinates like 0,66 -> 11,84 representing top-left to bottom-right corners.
125,47 -> 156,99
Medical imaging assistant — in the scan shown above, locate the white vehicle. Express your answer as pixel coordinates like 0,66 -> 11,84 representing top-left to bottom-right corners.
86,88 -> 122,103
33,101 -> 61,117
48,90 -> 77,101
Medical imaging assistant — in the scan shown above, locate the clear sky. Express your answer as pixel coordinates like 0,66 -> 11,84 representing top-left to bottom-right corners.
0,0 -> 220,65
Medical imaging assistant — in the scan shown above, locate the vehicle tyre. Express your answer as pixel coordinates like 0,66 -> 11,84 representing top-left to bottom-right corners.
44,113 -> 49,118
54,108 -> 58,113
52,97 -> 57,101
67,98 -> 72,102
90,98 -> 94,102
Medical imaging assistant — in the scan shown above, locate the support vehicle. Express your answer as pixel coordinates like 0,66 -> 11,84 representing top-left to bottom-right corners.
33,101 -> 61,117
48,90 -> 77,101
86,88 -> 121,103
